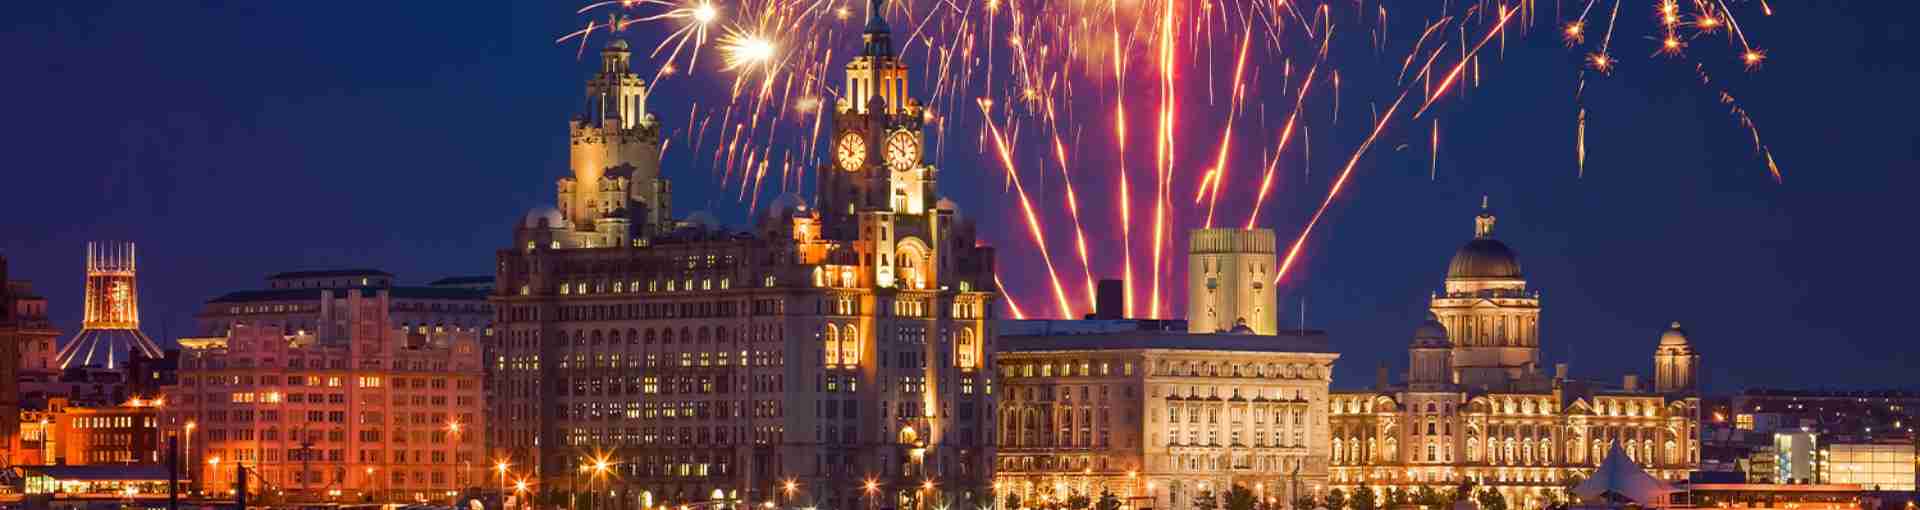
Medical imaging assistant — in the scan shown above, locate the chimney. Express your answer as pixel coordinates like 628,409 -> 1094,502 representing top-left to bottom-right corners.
1555,363 -> 1568,380
1094,279 -> 1125,320
1376,363 -> 1391,390
1622,374 -> 1640,392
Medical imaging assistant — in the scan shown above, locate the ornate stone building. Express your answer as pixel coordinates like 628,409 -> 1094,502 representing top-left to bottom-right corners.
1186,229 -> 1278,336
996,229 -> 1339,510
489,5 -> 998,509
1326,203 -> 1701,508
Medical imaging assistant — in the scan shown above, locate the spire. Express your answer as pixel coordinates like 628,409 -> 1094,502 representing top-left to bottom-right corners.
1474,195 -> 1497,239
861,0 -> 894,57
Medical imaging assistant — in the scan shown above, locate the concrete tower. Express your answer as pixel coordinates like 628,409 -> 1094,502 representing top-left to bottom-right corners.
563,38 -> 669,236
55,242 -> 163,369
1653,321 -> 1700,394
1186,228 -> 1277,334
1430,198 -> 1541,389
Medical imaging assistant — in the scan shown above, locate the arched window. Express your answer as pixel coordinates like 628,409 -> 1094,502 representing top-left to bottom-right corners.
824,324 -> 840,366
840,325 -> 859,366
661,328 -> 674,344
956,328 -> 977,368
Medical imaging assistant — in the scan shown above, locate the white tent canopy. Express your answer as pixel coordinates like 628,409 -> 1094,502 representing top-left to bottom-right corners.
1573,443 -> 1678,505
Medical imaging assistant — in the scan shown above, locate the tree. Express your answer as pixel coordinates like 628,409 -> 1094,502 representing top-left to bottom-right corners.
1559,473 -> 1586,506
1291,494 -> 1318,510
1068,492 -> 1092,510
1350,485 -> 1378,510
1097,491 -> 1123,510
1414,487 -> 1444,508
1324,489 -> 1348,510
1005,493 -> 1024,510
1474,490 -> 1507,510
1225,486 -> 1258,510
1194,490 -> 1220,510
1385,488 -> 1409,507
1453,479 -> 1478,502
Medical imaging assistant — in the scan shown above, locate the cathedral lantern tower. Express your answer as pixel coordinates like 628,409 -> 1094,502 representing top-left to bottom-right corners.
564,38 -> 669,237
1654,321 -> 1700,394
1430,198 -> 1541,389
1186,228 -> 1277,334
56,242 -> 163,370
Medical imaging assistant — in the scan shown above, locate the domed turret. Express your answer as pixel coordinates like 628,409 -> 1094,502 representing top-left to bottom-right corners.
1409,314 -> 1456,389
1412,313 -> 1452,348
523,207 -> 568,230
767,193 -> 810,219
1659,321 -> 1689,346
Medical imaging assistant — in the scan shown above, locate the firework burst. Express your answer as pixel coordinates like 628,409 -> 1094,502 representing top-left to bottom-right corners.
563,0 -> 1787,318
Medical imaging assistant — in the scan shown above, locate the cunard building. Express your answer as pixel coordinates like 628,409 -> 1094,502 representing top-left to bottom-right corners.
490,4 -> 998,508
1326,203 -> 1702,508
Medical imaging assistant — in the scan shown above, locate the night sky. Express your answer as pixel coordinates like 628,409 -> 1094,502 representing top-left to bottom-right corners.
3,1 -> 1915,393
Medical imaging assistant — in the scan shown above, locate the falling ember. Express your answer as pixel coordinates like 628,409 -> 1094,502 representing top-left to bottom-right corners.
1588,52 -> 1615,73
1563,21 -> 1584,46
1742,49 -> 1766,70
1696,16 -> 1720,32
691,3 -> 718,24
1577,108 -> 1588,177
1658,37 -> 1684,57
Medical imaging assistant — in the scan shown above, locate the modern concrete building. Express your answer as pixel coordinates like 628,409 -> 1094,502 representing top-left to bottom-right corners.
1822,442 -> 1915,491
163,319 -> 487,503
1326,201 -> 1702,508
489,8 -> 998,510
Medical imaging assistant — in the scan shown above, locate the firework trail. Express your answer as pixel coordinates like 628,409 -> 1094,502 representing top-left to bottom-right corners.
567,0 -> 1787,318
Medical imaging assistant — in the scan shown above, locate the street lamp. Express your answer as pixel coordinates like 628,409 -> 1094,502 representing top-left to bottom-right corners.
864,479 -> 880,510
782,480 -> 798,507
497,461 -> 512,505
208,457 -> 223,497
366,467 -> 378,503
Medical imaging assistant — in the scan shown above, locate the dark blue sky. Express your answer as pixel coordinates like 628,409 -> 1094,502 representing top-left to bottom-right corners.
3,1 -> 1915,392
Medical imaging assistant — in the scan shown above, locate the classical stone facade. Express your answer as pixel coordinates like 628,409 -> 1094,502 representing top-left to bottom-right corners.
996,228 -> 1337,510
489,7 -> 997,509
1326,204 -> 1701,508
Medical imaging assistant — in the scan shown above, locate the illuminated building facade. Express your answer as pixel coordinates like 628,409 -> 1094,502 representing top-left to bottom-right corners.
993,329 -> 1338,510
163,318 -> 487,502
55,242 -> 164,371
1186,229 -> 1278,336
2,255 -> 61,459
490,7 -> 997,509
195,269 -> 494,343
1326,203 -> 1701,508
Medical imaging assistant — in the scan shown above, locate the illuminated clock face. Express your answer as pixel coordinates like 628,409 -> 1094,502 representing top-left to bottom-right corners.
836,133 -> 867,172
885,131 -> 919,171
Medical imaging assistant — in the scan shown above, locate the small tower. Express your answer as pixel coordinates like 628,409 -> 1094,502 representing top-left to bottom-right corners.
1408,313 -> 1455,391
1653,321 -> 1700,394
1186,228 -> 1277,334
565,38 -> 668,236
55,242 -> 164,370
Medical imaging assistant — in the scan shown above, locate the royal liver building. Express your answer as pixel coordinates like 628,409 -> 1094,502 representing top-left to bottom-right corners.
1327,203 -> 1701,507
490,4 -> 999,508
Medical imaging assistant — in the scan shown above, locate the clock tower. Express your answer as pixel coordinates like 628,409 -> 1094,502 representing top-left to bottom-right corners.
823,0 -> 934,241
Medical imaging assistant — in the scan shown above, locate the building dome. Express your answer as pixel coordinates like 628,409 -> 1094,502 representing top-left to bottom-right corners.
1659,321 -> 1689,346
1447,239 -> 1523,279
606,38 -> 630,50
523,207 -> 567,230
683,210 -> 721,230
1447,199 -> 1522,279
766,193 -> 809,219
1412,313 -> 1452,348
